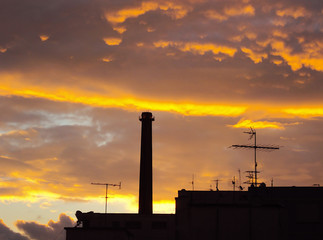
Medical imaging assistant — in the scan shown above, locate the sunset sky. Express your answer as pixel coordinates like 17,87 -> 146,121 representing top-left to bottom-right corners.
1,0 -> 323,239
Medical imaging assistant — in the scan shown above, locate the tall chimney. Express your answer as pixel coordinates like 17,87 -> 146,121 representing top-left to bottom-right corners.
139,112 -> 154,215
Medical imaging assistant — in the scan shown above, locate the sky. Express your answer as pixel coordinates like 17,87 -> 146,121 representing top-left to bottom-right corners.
0,0 -> 323,239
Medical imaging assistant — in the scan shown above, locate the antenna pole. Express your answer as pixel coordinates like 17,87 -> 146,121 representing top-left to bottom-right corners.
231,128 -> 279,187
91,182 -> 122,213
212,179 -> 220,191
192,174 -> 195,191
254,131 -> 257,186
105,184 -> 108,214
238,169 -> 243,191
232,176 -> 236,191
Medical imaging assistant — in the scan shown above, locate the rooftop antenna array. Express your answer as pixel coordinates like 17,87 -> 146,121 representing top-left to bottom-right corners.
231,128 -> 279,187
91,182 -> 121,213
244,171 -> 258,185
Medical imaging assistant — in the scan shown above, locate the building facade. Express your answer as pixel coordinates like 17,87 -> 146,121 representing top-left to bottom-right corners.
66,186 -> 323,240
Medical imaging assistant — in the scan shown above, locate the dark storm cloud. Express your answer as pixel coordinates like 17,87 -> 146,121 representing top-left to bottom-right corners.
0,0 -> 113,67
0,219 -> 29,240
16,213 -> 75,240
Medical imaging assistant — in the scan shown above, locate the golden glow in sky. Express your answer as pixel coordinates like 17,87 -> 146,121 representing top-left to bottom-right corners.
1,73 -> 323,121
0,78 -> 246,116
230,119 -> 284,129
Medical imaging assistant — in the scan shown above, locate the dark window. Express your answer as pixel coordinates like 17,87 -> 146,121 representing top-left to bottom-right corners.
125,221 -> 141,229
152,221 -> 167,229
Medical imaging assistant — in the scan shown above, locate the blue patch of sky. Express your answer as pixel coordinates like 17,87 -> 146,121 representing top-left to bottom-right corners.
2,111 -> 93,131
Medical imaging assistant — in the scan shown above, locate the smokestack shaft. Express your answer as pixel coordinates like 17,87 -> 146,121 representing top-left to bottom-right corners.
139,112 -> 154,215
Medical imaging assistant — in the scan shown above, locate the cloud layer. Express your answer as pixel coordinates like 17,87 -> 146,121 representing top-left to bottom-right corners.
0,219 -> 29,240
0,214 -> 74,240
0,0 -> 322,106
16,214 -> 75,240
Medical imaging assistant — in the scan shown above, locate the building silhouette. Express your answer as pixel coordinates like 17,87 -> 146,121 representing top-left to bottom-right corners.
65,112 -> 323,240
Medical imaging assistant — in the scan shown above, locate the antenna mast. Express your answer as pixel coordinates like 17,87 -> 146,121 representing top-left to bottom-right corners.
190,174 -> 195,191
231,128 -> 279,187
238,169 -> 244,190
232,176 -> 236,191
212,179 -> 221,191
91,182 -> 121,213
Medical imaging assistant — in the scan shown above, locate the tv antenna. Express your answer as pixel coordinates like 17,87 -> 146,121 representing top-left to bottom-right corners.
91,182 -> 121,213
212,179 -> 221,191
232,176 -> 236,191
190,174 -> 195,191
231,128 -> 279,187
238,169 -> 244,190
244,171 -> 258,186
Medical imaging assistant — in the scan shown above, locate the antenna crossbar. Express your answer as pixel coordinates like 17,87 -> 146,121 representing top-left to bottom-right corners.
231,145 -> 279,150
91,182 -> 121,213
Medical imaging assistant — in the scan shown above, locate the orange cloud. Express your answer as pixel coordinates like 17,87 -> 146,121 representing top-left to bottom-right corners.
224,4 -> 255,17
159,2 -> 191,19
105,1 -> 190,25
276,7 -> 310,19
0,47 -> 7,53
0,73 -> 246,117
204,10 -> 228,21
229,119 -> 285,129
271,40 -> 323,71
254,38 -> 323,71
282,108 -> 323,117
106,2 -> 159,24
241,47 -> 267,63
272,30 -> 288,39
113,26 -> 127,34
205,4 -> 255,21
102,57 -> 113,62
154,41 -> 237,57
103,37 -> 122,46
2,73 -> 323,120
39,35 -> 49,42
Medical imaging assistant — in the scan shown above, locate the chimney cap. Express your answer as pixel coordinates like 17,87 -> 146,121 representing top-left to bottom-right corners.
139,112 -> 155,121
